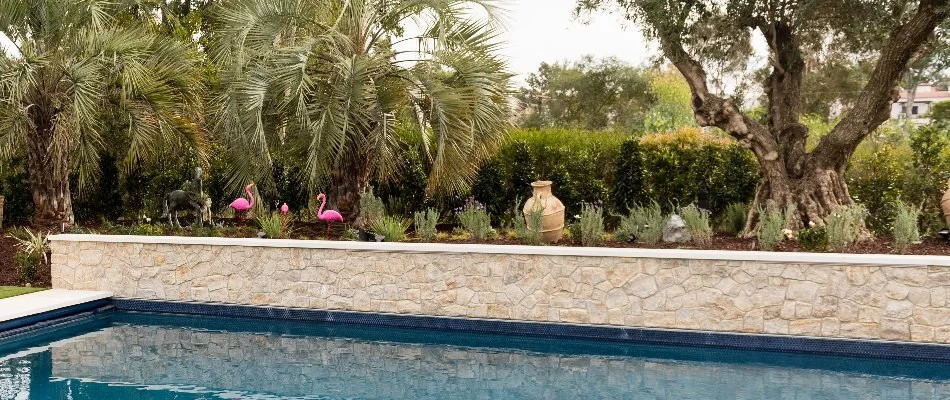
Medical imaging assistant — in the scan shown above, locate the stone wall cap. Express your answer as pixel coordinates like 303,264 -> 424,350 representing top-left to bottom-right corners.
48,234 -> 950,267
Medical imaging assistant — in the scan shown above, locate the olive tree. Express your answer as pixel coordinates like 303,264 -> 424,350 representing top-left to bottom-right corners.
578,0 -> 950,230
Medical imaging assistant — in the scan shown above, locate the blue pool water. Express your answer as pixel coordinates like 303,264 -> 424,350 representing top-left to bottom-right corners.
0,312 -> 948,399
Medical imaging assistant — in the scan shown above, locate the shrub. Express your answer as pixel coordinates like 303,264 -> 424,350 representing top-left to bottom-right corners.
798,227 -> 829,252
612,138 -> 645,212
456,197 -> 492,241
892,200 -> 921,254
8,228 -> 48,285
826,204 -> 867,252
617,202 -> 666,245
371,216 -> 411,242
517,202 -> 545,245
719,202 -> 749,237
639,127 -> 759,216
846,130 -> 913,234
256,212 -> 293,239
132,223 -> 165,236
681,204 -> 713,246
577,201 -> 605,247
413,208 -> 439,241
757,206 -> 791,251
358,188 -> 387,229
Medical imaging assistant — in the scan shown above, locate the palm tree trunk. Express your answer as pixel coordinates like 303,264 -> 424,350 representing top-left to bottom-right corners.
329,150 -> 374,221
26,121 -> 74,229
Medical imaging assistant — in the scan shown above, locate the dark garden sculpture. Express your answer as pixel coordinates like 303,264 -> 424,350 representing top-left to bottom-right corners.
162,168 -> 207,228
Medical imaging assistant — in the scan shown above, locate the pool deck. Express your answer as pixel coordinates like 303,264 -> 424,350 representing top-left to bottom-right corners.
0,289 -> 111,324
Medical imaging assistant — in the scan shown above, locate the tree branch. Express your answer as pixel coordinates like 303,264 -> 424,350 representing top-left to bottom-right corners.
811,0 -> 950,170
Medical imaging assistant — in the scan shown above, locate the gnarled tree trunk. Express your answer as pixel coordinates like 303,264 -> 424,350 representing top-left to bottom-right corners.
653,1 -> 948,234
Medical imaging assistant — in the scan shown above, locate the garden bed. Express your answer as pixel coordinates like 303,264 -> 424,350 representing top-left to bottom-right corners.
34,219 -> 950,256
0,228 -> 52,288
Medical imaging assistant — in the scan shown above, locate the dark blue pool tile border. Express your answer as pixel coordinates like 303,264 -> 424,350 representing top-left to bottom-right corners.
0,299 -> 113,342
112,298 -> 950,364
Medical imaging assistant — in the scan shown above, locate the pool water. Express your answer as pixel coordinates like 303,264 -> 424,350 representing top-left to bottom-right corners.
0,312 -> 948,399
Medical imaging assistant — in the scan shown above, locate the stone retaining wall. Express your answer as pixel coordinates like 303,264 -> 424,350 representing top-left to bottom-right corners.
49,235 -> 950,343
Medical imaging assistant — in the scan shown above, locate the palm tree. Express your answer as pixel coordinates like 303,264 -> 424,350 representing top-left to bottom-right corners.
209,0 -> 511,219
0,0 -> 205,228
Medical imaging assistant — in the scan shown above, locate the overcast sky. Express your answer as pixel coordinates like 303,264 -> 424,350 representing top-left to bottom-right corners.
498,0 -> 653,81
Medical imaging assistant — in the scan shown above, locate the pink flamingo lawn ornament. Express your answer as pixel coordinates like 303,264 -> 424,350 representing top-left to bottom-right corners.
280,203 -> 289,216
229,184 -> 255,220
315,193 -> 344,239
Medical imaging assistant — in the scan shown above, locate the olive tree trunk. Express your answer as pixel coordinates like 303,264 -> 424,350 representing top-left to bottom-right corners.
653,1 -> 948,233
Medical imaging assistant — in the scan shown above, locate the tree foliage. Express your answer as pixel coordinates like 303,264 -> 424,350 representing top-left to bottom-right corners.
516,57 -> 695,132
0,0 -> 206,227
208,0 -> 512,218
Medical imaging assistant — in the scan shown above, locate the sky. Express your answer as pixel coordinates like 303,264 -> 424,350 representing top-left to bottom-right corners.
0,0 -> 654,84
498,0 -> 653,82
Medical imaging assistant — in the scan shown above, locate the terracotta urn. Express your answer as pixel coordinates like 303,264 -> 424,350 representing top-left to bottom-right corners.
523,181 -> 565,243
943,177 -> 950,228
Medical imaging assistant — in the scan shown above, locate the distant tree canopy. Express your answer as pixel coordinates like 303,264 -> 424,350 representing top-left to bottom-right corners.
577,0 -> 950,230
516,57 -> 695,132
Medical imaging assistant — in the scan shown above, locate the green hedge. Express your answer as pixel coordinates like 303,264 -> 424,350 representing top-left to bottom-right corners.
638,127 -> 760,215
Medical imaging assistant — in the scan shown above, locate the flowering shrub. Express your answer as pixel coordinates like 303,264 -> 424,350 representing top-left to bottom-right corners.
456,197 -> 492,241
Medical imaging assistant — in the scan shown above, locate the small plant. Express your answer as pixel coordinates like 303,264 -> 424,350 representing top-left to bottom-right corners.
456,197 -> 491,241
826,204 -> 867,252
358,187 -> 387,230
256,212 -> 293,239
798,226 -> 829,252
517,203 -> 545,245
617,202 -> 665,245
132,223 -> 165,236
8,229 -> 48,285
577,201 -> 605,247
719,202 -> 749,237
681,203 -> 713,246
757,206 -> 791,251
413,208 -> 439,241
371,216 -> 410,242
892,199 -> 921,253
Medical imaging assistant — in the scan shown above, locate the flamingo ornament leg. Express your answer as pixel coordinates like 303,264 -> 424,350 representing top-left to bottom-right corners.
316,193 -> 344,239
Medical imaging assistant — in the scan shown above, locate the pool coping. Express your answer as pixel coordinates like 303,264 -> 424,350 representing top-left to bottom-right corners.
48,234 -> 950,266
108,298 -> 950,364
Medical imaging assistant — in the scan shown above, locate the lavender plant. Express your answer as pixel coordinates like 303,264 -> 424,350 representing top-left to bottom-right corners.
456,197 -> 492,241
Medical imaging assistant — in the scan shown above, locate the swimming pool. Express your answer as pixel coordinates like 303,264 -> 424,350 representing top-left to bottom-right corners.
0,311 -> 948,399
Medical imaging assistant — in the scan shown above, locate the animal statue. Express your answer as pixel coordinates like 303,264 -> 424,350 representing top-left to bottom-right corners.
162,167 -> 205,228
315,193 -> 344,239
229,184 -> 256,218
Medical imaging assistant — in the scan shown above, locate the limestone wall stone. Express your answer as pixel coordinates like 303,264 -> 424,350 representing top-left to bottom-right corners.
49,236 -> 950,343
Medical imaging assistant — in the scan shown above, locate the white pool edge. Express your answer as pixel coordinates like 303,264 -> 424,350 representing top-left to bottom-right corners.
0,289 -> 112,323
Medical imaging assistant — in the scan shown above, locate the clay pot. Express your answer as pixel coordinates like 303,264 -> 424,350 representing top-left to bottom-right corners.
942,178 -> 950,227
523,181 -> 565,243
